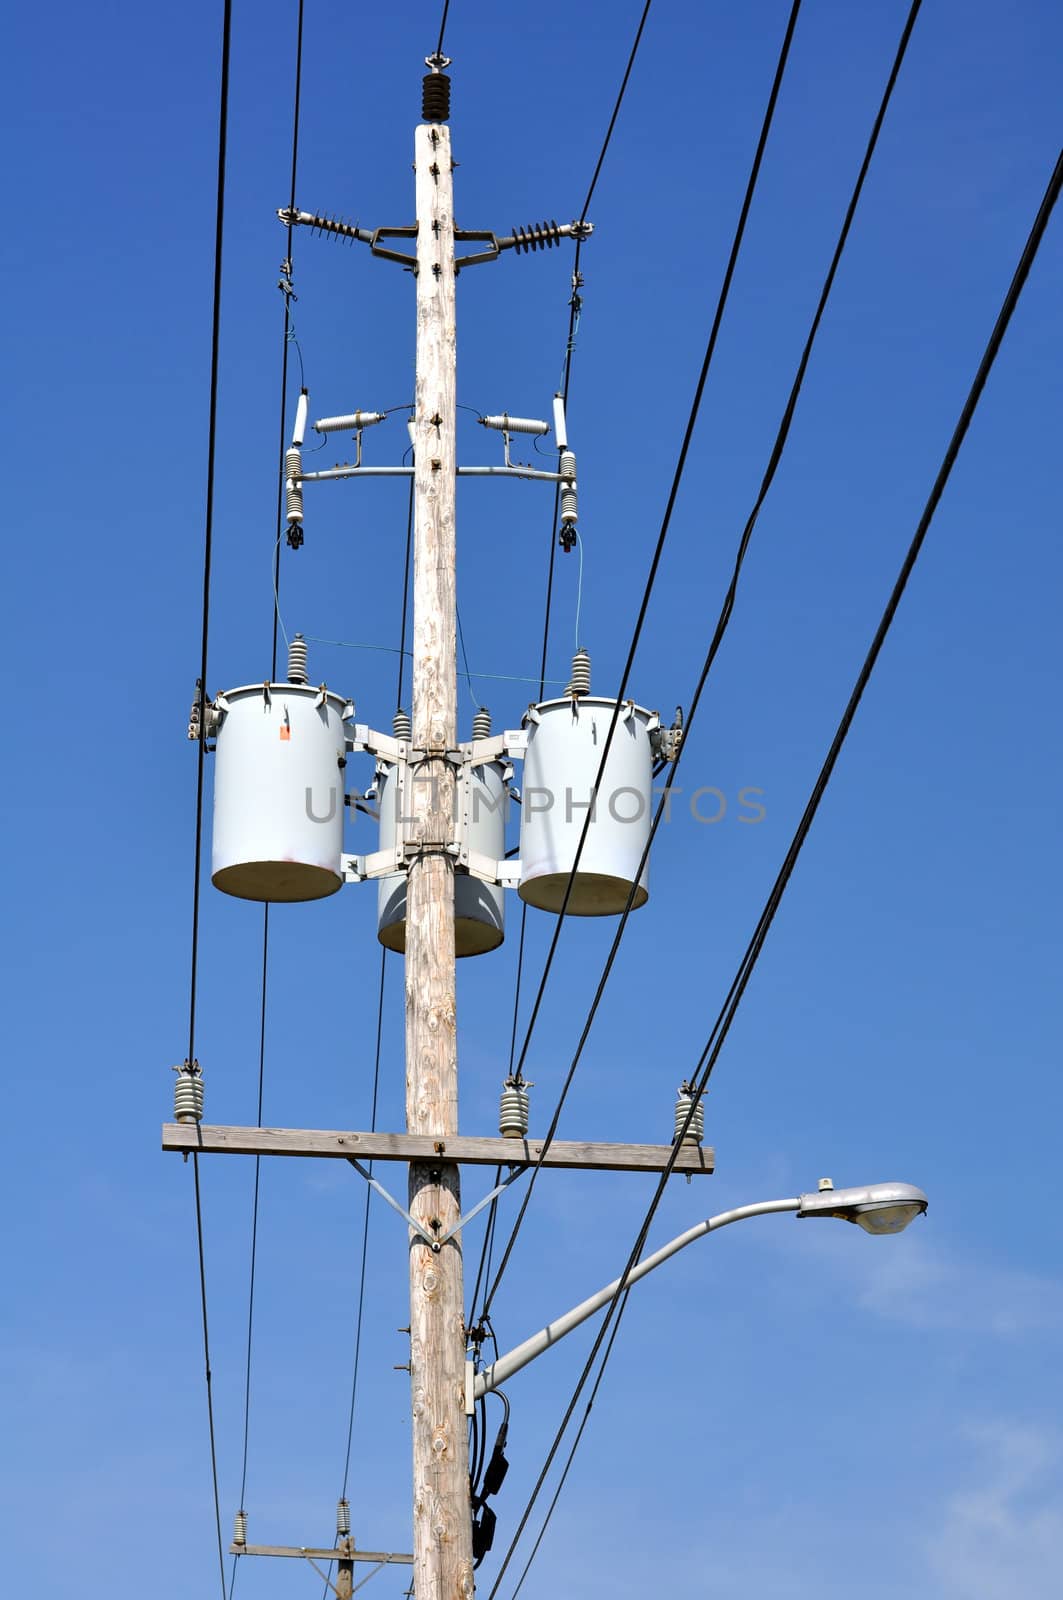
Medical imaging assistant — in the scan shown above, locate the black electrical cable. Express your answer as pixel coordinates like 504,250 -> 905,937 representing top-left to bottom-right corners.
506,1291 -> 629,1600
476,0 -> 657,1339
228,10 -> 305,1595
226,916 -> 269,1600
271,0 -> 305,674
435,0 -> 451,60
321,437 -> 416,1600
491,130 -> 1063,1600
185,2 -> 233,1594
338,947 -> 387,1498
536,0 -> 653,701
505,0 -> 803,1092
481,0 -> 805,1322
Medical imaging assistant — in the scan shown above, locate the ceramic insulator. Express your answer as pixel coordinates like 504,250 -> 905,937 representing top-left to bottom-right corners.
422,71 -> 451,123
673,1086 -> 705,1147
559,450 -> 577,526
499,1078 -> 530,1138
393,708 -> 412,742
233,1510 -> 248,1547
315,412 -> 386,433
336,1498 -> 351,1537
287,634 -> 308,684
570,648 -> 591,697
472,707 -> 492,740
174,1065 -> 204,1124
480,415 -> 550,435
285,447 -> 303,525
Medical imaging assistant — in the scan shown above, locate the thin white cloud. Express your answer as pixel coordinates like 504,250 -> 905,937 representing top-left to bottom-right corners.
928,1420 -> 1063,1599
744,1215 -> 1063,1339
854,1237 -> 1063,1337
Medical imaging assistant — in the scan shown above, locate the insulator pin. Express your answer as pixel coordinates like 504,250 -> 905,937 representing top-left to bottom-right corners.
422,71 -> 451,123
570,648 -> 591,697
393,708 -> 412,742
174,1061 -> 204,1124
336,1498 -> 351,1537
315,412 -> 386,433
233,1510 -> 248,1547
287,634 -> 308,684
673,1083 -> 705,1147
480,415 -> 550,436
472,707 -> 492,741
499,1077 -> 531,1139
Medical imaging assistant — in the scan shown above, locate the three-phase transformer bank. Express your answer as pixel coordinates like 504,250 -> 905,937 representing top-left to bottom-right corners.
200,639 -> 674,927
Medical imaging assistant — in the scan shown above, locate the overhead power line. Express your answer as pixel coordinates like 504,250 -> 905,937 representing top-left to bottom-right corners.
475,0 -> 655,1333
229,6 -> 306,1597
491,127 -> 1063,1600
435,0 -> 451,62
186,1 -> 234,1595
319,457 -> 416,1600
480,0 -> 806,1326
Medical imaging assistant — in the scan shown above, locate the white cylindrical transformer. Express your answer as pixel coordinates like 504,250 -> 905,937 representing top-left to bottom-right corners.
376,758 -> 507,956
518,695 -> 658,915
211,681 -> 352,902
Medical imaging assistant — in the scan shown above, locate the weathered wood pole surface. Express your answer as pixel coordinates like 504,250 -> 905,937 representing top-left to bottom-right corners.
406,118 -> 472,1599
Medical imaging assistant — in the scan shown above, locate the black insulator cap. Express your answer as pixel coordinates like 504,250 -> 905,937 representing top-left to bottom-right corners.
422,71 -> 451,123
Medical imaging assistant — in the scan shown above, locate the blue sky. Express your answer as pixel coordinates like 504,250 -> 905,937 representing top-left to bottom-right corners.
3,2 -> 1062,1596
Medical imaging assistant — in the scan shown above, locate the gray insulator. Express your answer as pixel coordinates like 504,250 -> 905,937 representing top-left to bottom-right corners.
499,1077 -> 530,1139
336,1498 -> 351,1537
287,633 -> 308,684
559,450 -> 577,526
315,412 -> 386,433
174,1063 -> 204,1125
285,447 -> 304,525
393,708 -> 412,742
480,414 -> 550,436
673,1085 -> 705,1147
472,707 -> 492,740
233,1510 -> 248,1547
570,648 -> 591,697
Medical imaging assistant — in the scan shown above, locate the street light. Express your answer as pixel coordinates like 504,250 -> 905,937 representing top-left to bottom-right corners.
473,1179 -> 928,1398
797,1177 -> 929,1234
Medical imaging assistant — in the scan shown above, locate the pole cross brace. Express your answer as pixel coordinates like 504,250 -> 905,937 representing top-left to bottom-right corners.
297,462 -> 570,485
346,1155 -> 527,1250
340,730 -> 528,888
279,206 -> 592,273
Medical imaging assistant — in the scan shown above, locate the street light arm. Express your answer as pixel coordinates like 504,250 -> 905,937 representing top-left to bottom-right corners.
473,1197 -> 801,1398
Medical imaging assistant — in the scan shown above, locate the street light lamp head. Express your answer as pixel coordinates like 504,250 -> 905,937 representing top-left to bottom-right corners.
797,1180 -> 928,1235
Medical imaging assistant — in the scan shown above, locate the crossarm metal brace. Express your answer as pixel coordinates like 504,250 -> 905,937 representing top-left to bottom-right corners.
346,1155 -> 528,1250
296,463 -> 568,485
278,206 -> 593,273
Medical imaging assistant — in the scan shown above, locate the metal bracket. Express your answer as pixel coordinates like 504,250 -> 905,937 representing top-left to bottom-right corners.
279,206 -> 593,274
296,462 -> 568,485
345,1156 -> 527,1250
341,731 -> 528,890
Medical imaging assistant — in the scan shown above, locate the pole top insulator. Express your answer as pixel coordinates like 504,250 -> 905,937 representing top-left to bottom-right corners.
422,61 -> 451,123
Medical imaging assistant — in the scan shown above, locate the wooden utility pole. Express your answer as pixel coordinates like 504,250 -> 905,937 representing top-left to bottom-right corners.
405,113 -> 471,1598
